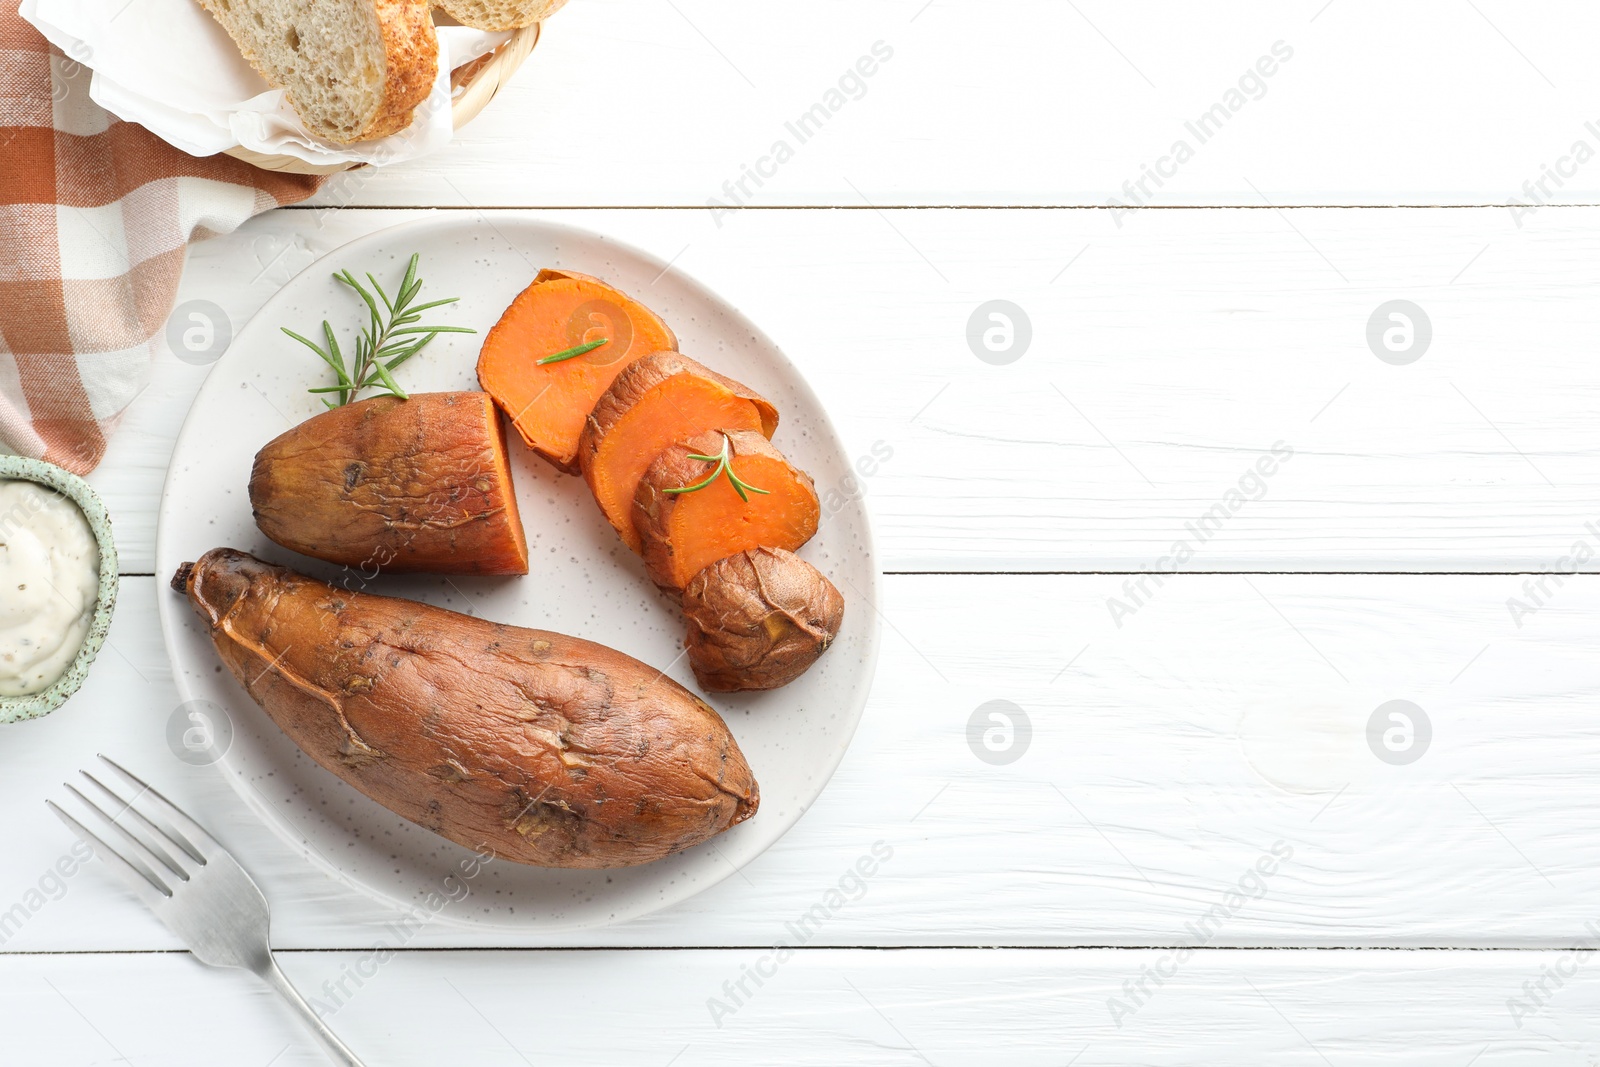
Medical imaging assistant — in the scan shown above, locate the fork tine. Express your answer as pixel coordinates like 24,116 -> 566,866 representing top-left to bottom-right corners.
80,768 -> 205,866
76,773 -> 195,880
47,800 -> 172,904
63,784 -> 191,885
96,754 -> 216,859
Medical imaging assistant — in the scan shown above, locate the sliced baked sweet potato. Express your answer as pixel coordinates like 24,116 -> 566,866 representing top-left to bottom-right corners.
633,429 -> 820,595
476,269 -> 678,473
173,548 -> 759,869
682,548 -> 844,692
579,352 -> 779,553
249,391 -> 529,575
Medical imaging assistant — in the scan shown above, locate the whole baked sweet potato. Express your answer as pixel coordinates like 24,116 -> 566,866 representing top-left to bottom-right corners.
249,391 -> 529,575
173,548 -> 759,869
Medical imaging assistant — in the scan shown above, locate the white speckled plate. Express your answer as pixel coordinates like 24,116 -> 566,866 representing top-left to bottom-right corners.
155,216 -> 879,930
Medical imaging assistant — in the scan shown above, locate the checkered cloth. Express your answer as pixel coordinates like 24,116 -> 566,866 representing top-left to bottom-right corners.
0,11 -> 324,473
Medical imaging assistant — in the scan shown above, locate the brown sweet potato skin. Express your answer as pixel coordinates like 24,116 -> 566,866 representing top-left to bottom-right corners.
579,351 -> 779,552
682,548 -> 844,692
583,351 -> 778,448
634,430 -> 821,596
249,392 -> 529,576
174,548 -> 758,869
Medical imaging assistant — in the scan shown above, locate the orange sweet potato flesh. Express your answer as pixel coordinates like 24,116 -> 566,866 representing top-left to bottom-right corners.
172,548 -> 759,869
249,391 -> 529,575
579,352 -> 778,554
477,269 -> 678,473
634,430 -> 820,595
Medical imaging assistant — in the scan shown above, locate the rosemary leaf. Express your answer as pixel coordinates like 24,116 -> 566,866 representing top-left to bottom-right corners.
339,272 -> 384,328
399,253 -> 419,296
664,466 -> 723,495
370,359 -> 408,400
537,338 -> 609,366
367,272 -> 394,313
289,253 -> 475,407
405,297 -> 463,315
389,325 -> 477,337
384,336 -> 434,371
661,434 -> 771,500
282,328 -> 347,384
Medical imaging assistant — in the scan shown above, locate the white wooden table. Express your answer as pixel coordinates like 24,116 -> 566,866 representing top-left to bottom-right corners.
11,2 -> 1600,1062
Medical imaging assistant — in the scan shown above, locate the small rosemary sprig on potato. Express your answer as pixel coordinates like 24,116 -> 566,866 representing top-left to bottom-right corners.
663,433 -> 771,502
283,253 -> 476,408
537,338 -> 609,365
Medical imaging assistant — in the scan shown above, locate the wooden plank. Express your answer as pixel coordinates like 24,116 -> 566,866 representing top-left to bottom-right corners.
100,205 -> 1600,574
5,949 -> 1593,1065
304,0 -> 1600,208
8,573 -> 1600,951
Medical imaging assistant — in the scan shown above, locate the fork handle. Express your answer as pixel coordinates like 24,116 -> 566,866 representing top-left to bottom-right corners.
259,954 -> 369,1067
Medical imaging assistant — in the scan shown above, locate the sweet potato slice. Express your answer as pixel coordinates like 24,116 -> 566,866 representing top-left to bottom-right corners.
634,430 -> 820,594
249,391 -> 529,575
579,352 -> 779,553
682,548 -> 844,692
476,268 -> 678,473
173,548 -> 758,869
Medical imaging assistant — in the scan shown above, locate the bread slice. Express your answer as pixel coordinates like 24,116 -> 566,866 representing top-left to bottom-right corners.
194,0 -> 439,143
435,0 -> 566,31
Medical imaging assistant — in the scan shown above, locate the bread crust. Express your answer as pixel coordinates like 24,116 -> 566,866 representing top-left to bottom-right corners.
361,0 -> 439,142
436,0 -> 567,31
193,0 -> 438,144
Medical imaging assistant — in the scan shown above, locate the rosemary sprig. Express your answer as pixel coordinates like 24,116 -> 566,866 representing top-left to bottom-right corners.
283,253 -> 476,408
537,338 -> 609,365
662,433 -> 771,503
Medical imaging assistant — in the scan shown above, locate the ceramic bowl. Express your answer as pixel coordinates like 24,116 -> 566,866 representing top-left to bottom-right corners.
0,457 -> 118,724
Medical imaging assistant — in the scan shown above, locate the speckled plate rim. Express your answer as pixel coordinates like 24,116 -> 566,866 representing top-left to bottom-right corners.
154,214 -> 882,931
0,456 -> 119,724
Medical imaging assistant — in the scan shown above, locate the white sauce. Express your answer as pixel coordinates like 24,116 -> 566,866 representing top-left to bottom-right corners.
0,480 -> 100,697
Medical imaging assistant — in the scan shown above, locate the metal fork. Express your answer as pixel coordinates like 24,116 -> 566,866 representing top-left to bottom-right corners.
48,755 -> 367,1067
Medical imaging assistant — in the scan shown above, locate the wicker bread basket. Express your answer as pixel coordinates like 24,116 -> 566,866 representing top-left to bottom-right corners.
222,22 -> 541,176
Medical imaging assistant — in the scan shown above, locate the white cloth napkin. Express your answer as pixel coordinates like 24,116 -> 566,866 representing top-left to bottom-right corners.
18,0 -> 506,166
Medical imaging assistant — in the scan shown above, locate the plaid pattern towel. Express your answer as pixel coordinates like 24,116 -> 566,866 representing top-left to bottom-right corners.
0,11 -> 324,474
